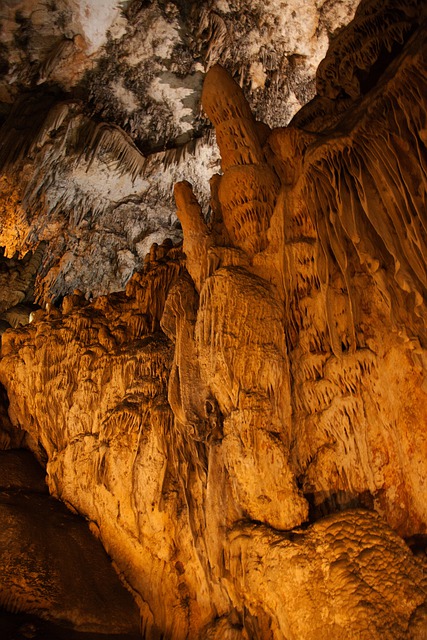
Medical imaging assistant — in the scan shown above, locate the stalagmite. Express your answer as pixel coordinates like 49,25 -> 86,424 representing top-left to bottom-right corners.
0,0 -> 427,638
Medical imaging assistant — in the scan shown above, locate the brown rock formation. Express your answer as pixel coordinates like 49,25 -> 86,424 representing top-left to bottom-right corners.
0,450 -> 141,637
1,1 -> 427,638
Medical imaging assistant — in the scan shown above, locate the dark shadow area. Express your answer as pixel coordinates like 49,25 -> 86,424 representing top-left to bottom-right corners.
405,534 -> 427,560
305,489 -> 374,523
0,449 -> 142,638
0,608 -> 142,640
357,29 -> 417,96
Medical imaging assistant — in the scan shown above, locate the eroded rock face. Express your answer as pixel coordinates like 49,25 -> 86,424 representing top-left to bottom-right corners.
2,251 -> 427,638
0,0 -> 360,301
0,245 -> 216,638
1,0 -> 427,638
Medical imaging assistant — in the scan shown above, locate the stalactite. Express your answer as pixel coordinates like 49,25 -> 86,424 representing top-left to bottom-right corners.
75,120 -> 146,183
2,2 -> 427,638
194,8 -> 229,68
316,0 -> 421,99
301,27 -> 427,346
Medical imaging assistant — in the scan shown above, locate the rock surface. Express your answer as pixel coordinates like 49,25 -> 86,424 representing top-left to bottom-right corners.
1,250 -> 427,637
1,0 -> 427,638
0,0 -> 359,300
0,450 -> 142,637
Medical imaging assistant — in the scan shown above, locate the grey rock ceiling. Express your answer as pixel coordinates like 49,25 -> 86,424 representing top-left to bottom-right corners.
0,0 -> 359,305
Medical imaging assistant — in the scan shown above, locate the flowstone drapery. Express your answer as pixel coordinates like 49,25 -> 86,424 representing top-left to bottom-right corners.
1,1 -> 427,637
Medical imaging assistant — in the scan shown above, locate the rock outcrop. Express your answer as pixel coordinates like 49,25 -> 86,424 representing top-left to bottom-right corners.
0,0 -> 359,301
1,0 -> 427,638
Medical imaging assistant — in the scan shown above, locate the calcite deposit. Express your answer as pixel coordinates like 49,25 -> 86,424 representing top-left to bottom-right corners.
1,0 -> 427,638
0,0 -> 359,300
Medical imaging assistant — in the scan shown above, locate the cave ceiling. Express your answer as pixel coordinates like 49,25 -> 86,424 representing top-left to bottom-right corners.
1,0 -> 427,639
0,0 -> 359,308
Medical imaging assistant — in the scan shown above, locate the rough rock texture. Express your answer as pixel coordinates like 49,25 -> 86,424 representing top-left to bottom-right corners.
1,249 -> 427,638
1,0 -> 427,638
0,0 -> 359,300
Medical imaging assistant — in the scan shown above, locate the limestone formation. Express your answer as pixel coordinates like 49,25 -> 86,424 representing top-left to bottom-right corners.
0,0 -> 359,301
1,0 -> 427,638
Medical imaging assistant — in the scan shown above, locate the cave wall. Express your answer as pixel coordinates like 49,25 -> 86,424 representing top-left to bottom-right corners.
0,0 -> 359,302
1,0 -> 427,638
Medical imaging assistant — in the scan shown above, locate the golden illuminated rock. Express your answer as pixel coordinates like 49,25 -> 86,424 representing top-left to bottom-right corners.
202,64 -> 280,257
1,1 -> 427,638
